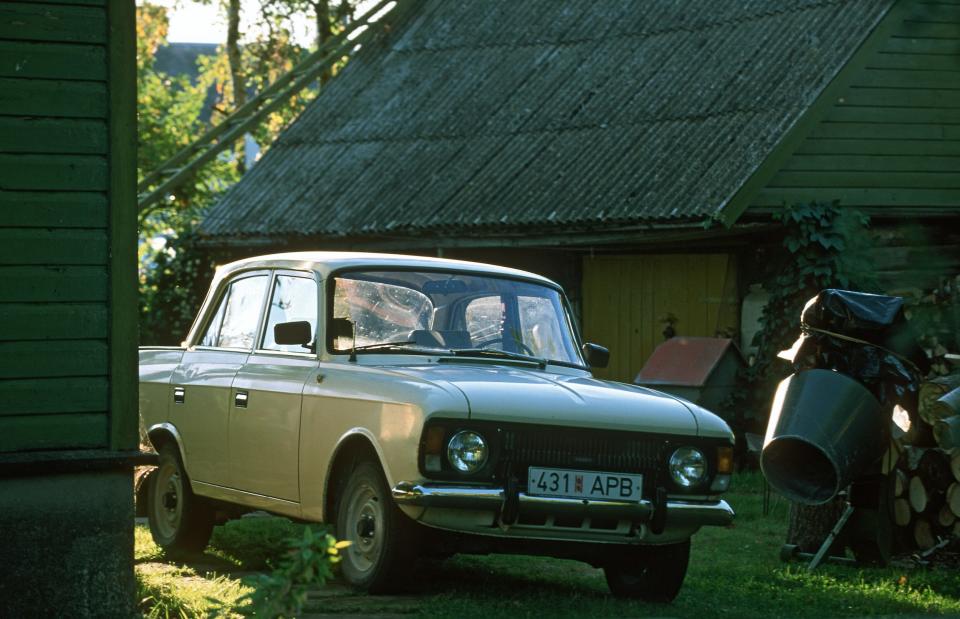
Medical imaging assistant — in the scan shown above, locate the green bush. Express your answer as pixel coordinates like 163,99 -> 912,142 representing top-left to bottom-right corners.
240,527 -> 348,618
210,517 -> 312,570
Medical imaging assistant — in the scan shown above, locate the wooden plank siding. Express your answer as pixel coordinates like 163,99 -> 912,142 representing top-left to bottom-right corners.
0,0 -> 119,452
749,0 -> 960,214
582,254 -> 739,384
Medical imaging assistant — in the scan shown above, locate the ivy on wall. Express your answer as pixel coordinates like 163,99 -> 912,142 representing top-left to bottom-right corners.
738,201 -> 879,428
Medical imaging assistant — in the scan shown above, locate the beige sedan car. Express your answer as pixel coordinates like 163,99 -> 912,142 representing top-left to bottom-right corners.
140,252 -> 734,601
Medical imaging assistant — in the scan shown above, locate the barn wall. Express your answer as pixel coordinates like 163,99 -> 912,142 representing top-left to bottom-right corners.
443,247 -> 582,303
0,0 -> 138,614
581,253 -> 740,383
748,0 -> 960,215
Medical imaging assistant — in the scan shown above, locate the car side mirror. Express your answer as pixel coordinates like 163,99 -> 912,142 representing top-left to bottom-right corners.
274,321 -> 313,346
582,343 -> 610,369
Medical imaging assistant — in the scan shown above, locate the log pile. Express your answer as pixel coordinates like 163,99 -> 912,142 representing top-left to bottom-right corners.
887,380 -> 960,552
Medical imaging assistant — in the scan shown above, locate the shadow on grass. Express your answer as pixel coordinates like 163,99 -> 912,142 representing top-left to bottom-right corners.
413,554 -> 609,598
407,552 -> 960,619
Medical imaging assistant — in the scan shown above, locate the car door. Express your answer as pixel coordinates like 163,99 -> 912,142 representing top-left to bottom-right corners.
228,271 -> 319,502
169,271 -> 270,487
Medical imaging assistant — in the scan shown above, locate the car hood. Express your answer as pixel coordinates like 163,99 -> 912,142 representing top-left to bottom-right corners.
390,364 -> 705,436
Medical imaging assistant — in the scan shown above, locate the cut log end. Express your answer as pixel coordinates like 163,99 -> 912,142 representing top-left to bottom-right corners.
938,503 -> 956,528
948,482 -> 960,519
909,475 -> 928,513
913,518 -> 936,550
882,440 -> 901,475
933,416 -> 960,452
920,379 -> 960,425
893,497 -> 912,527
894,469 -> 908,498
919,449 -> 954,492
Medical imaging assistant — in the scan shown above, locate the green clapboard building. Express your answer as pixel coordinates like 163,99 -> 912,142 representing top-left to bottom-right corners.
0,0 -> 140,614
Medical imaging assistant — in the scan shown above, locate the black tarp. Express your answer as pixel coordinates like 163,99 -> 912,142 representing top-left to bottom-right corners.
790,289 -> 926,415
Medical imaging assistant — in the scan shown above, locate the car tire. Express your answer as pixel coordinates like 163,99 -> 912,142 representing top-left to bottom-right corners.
148,443 -> 214,559
336,460 -> 418,593
603,539 -> 691,602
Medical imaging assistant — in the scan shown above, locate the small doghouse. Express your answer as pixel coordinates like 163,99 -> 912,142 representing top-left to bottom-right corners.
634,337 -> 745,413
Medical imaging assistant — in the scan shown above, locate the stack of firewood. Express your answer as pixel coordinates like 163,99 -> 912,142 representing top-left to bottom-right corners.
887,376 -> 960,551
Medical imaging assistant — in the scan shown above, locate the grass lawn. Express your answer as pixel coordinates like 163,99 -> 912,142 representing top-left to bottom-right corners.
135,472 -> 960,617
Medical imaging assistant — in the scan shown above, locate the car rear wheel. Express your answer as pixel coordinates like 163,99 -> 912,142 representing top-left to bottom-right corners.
336,460 -> 418,592
148,444 -> 214,559
603,539 -> 690,602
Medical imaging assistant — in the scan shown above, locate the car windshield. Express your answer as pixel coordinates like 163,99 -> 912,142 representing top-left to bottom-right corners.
329,270 -> 584,366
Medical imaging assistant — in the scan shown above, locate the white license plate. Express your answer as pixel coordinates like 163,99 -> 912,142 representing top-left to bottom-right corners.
527,467 -> 643,502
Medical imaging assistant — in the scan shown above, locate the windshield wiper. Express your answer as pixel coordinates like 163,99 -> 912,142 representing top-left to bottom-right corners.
450,348 -> 547,369
345,342 -> 549,370
348,340 -> 445,361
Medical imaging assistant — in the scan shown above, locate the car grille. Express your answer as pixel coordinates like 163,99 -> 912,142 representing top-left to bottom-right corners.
498,425 -> 670,488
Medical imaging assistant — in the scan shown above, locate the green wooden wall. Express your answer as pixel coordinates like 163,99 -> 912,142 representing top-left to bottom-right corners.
0,0 -> 136,453
727,0 -> 960,220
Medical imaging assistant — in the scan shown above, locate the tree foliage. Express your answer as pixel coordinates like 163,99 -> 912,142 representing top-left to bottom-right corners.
138,1 -> 358,344
137,4 -> 238,223
137,3 -> 238,344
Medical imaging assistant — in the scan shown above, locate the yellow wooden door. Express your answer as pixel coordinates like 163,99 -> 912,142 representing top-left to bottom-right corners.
581,254 -> 739,383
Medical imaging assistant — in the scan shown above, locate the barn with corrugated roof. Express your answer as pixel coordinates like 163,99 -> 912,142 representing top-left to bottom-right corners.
197,0 -> 960,383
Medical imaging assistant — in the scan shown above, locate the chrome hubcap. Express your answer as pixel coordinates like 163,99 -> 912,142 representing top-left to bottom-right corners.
345,483 -> 383,574
152,460 -> 183,541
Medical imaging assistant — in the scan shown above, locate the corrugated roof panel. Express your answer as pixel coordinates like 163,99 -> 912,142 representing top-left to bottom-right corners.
202,0 -> 895,241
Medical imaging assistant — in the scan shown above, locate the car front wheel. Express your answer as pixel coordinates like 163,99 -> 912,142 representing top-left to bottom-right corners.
336,460 -> 417,592
603,539 -> 691,602
148,444 -> 214,559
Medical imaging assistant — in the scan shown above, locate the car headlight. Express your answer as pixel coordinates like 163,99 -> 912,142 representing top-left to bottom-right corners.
447,430 -> 488,473
669,446 -> 706,487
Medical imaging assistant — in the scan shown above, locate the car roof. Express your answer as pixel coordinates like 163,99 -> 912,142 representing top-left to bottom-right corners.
217,251 -> 558,287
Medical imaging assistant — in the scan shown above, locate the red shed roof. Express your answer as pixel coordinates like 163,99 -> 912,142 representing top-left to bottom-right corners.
634,337 -> 743,388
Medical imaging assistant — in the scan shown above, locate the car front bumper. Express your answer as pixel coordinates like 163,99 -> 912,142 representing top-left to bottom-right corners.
392,481 -> 734,543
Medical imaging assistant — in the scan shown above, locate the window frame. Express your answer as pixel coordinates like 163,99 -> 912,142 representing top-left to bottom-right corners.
323,266 -> 588,368
254,269 -> 322,358
191,269 -> 272,352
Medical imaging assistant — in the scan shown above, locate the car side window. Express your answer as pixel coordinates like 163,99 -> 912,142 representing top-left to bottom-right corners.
199,293 -> 227,347
518,295 -> 569,361
199,275 -> 269,349
261,275 -> 318,353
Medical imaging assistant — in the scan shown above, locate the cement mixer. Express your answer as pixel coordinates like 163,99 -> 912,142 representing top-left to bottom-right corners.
761,289 -> 925,506
763,369 -> 886,505
757,289 -> 937,569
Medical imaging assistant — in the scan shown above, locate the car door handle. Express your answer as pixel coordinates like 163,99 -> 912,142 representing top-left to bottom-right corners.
235,391 -> 248,408
174,387 -> 185,404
